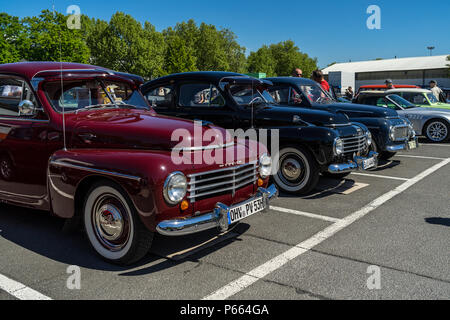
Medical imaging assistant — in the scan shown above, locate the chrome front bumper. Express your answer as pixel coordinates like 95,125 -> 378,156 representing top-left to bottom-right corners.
328,151 -> 379,174
156,184 -> 278,236
386,137 -> 419,152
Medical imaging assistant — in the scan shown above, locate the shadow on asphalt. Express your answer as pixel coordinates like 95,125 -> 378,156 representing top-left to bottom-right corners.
425,217 -> 450,227
0,203 -> 249,273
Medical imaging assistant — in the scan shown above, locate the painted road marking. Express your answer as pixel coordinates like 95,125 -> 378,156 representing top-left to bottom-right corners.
350,172 -> 409,181
270,206 -> 341,223
395,155 -> 447,160
0,274 -> 52,300
203,158 -> 450,300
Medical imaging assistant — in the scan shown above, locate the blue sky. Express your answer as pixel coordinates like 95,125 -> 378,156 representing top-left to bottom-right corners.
2,0 -> 449,68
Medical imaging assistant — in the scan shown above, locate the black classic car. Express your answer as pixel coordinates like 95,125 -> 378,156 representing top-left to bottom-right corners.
141,72 -> 377,195
266,77 -> 418,160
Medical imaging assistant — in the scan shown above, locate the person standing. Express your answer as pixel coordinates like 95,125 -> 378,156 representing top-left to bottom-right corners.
312,70 -> 330,92
345,86 -> 354,100
429,80 -> 444,101
292,68 -> 303,77
385,79 -> 395,90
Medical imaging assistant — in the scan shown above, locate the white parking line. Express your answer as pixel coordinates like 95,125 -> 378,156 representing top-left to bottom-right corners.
395,155 -> 447,160
270,206 -> 341,223
420,143 -> 450,147
0,274 -> 52,300
203,158 -> 450,300
350,172 -> 409,181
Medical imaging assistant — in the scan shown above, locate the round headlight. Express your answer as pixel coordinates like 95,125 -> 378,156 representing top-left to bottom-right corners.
259,153 -> 272,178
389,126 -> 396,141
366,131 -> 372,146
163,172 -> 187,205
334,138 -> 344,155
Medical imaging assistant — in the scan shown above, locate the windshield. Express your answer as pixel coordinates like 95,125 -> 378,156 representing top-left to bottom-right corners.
386,94 -> 417,109
228,84 -> 276,106
299,83 -> 333,104
427,92 -> 439,104
44,79 -> 149,113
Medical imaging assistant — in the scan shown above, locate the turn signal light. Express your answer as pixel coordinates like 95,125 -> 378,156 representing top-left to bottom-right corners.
180,200 -> 189,211
258,178 -> 264,187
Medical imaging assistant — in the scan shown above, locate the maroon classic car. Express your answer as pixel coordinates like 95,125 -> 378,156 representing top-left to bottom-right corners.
0,62 -> 277,265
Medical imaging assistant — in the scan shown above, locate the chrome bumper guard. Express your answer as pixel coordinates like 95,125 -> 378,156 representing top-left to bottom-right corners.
328,151 -> 379,174
156,184 -> 278,236
386,137 -> 419,152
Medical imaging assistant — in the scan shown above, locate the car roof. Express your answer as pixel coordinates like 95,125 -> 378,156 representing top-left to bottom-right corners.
264,77 -> 317,86
0,62 -> 109,80
386,88 -> 431,93
143,71 -> 244,87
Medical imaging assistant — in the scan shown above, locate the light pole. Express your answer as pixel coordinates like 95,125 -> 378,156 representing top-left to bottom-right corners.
427,46 -> 435,56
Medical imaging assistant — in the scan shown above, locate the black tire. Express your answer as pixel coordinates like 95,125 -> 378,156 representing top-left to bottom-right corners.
380,151 -> 396,161
322,172 -> 351,180
273,146 -> 319,195
424,119 -> 449,143
83,180 -> 154,265
0,156 -> 14,181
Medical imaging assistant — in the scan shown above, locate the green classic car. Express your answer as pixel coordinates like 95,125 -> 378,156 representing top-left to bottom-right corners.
385,88 -> 450,110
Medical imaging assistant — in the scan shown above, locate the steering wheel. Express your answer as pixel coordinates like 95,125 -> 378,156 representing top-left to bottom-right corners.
249,96 -> 264,105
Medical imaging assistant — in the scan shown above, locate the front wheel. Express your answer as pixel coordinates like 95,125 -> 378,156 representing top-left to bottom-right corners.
273,147 -> 319,195
425,120 -> 449,143
83,181 -> 154,265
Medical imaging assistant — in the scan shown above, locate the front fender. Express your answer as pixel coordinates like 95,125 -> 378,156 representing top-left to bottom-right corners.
47,149 -> 193,232
350,117 -> 390,149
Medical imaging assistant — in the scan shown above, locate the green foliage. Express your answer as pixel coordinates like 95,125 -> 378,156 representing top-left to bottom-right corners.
0,11 -> 317,80
22,10 -> 90,63
0,13 -> 28,63
247,40 -> 318,77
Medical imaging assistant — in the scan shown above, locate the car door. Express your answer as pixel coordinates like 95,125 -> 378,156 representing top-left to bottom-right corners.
0,74 -> 50,207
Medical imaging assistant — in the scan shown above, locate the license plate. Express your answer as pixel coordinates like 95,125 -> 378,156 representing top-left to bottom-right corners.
362,157 -> 376,170
228,197 -> 266,224
408,140 -> 417,149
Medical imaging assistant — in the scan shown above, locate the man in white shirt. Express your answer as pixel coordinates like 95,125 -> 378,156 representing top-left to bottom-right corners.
429,80 -> 443,101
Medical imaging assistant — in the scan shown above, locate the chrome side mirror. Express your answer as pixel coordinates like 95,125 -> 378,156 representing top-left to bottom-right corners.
18,100 -> 37,116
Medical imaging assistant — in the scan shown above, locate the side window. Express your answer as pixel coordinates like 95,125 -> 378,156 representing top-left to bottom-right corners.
268,87 -> 289,104
403,92 -> 426,104
178,83 -> 225,108
0,76 -> 38,117
145,85 -> 173,108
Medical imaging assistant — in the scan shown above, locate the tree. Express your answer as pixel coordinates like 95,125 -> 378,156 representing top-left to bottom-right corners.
0,13 -> 28,63
247,40 -> 318,77
21,10 -> 90,63
85,12 -> 166,79
247,45 -> 276,76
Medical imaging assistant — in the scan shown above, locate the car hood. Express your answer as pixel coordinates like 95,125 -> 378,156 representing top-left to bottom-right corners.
260,104 -> 351,126
312,102 -> 398,118
70,108 -> 232,151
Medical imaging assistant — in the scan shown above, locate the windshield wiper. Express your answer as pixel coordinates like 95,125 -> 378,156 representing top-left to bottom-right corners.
74,104 -> 116,114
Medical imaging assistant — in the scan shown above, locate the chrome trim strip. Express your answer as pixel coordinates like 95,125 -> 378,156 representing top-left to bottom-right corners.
49,160 -> 142,182
172,142 -> 235,152
187,161 -> 257,178
156,184 -> 278,236
187,178 -> 258,199
0,117 -> 49,123
187,166 -> 256,185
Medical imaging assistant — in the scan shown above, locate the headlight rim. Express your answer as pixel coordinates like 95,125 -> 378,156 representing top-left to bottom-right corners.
333,137 -> 344,156
163,171 -> 187,205
258,153 -> 272,179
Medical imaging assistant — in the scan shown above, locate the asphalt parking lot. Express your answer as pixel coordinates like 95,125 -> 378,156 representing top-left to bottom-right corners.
0,139 -> 449,300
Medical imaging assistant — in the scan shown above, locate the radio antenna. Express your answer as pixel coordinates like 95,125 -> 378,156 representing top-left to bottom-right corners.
55,5 -> 67,151
251,79 -> 254,129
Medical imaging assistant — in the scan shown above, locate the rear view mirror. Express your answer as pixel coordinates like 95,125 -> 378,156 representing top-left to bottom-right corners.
18,100 -> 37,117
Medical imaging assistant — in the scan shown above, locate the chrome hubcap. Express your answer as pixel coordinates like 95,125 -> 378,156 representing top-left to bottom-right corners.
92,195 -> 130,251
282,158 -> 302,180
427,122 -> 448,142
1,160 -> 11,178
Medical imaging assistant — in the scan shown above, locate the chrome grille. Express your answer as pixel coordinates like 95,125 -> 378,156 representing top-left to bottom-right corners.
187,162 -> 258,203
392,125 -> 409,141
342,135 -> 368,155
